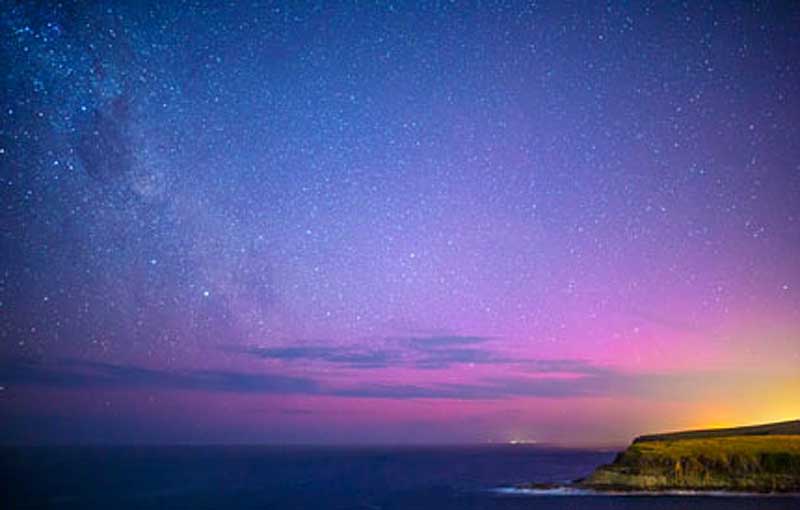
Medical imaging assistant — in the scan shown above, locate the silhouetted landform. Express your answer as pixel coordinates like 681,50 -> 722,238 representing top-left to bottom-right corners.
580,420 -> 800,493
633,419 -> 800,443
517,420 -> 800,493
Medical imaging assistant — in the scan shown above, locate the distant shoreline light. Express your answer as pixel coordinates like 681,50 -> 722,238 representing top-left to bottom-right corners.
508,439 -> 539,445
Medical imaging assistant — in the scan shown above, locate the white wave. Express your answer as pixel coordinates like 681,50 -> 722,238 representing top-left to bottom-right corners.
490,486 -> 800,497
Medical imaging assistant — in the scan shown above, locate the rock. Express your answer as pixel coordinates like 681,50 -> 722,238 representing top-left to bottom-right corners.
578,420 -> 800,493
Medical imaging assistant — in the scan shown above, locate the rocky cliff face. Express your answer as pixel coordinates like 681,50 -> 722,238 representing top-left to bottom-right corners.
581,433 -> 800,492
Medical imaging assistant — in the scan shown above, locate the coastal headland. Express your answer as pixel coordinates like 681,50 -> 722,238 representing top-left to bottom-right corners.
523,420 -> 800,493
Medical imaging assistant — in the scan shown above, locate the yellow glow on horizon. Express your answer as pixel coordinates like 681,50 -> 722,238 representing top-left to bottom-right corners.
687,376 -> 800,431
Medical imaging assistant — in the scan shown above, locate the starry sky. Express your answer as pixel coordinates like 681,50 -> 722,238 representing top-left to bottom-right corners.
1,1 -> 799,445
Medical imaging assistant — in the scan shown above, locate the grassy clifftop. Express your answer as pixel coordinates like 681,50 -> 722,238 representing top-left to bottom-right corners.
633,419 -> 800,443
581,422 -> 800,493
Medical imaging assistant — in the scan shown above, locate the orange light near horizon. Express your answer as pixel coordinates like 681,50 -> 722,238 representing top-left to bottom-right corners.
686,378 -> 800,432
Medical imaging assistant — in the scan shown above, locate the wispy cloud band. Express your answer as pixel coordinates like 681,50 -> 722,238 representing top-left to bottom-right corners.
2,356 -> 767,402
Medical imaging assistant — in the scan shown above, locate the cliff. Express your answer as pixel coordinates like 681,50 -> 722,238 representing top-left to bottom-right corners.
580,420 -> 800,493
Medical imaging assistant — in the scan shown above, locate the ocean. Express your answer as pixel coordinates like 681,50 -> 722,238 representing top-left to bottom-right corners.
2,445 -> 798,509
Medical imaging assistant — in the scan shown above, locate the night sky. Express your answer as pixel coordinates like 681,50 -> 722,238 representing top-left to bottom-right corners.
1,1 -> 799,445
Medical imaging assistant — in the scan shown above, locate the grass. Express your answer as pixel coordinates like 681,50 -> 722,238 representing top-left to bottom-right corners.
583,435 -> 800,492
632,435 -> 800,461
634,420 -> 800,443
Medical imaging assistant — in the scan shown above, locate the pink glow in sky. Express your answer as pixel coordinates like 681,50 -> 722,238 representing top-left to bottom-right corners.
1,2 -> 799,445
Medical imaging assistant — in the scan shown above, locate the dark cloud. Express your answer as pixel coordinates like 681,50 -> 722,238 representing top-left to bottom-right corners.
77,96 -> 133,185
332,384 -> 462,400
227,336 -> 613,375
1,359 -> 320,395
401,335 -> 491,348
330,376 -> 601,400
2,357 -> 605,399
413,348 -> 499,369
229,334 -> 501,370
334,375 -> 608,400
523,359 -> 613,376
277,408 -> 316,416
3,358 -> 760,403
233,346 -> 401,369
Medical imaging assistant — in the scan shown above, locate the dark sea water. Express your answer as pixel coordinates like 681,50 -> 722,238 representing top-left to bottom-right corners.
2,445 -> 798,509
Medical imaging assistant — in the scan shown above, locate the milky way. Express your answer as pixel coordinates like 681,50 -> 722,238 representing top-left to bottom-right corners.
1,1 -> 799,444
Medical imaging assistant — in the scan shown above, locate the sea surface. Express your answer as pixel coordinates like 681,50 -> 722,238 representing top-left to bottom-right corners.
2,445 -> 798,509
